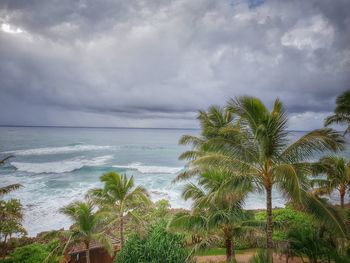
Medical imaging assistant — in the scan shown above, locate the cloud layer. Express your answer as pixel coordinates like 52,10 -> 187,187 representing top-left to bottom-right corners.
0,0 -> 349,129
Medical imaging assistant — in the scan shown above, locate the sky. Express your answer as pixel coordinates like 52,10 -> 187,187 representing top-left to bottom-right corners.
0,0 -> 349,130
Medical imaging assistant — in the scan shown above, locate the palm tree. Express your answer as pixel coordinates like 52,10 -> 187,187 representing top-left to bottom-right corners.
325,90 -> 350,134
0,156 -> 22,196
170,170 -> 252,263
178,96 -> 345,261
60,200 -> 113,263
312,156 -> 350,208
87,172 -> 151,248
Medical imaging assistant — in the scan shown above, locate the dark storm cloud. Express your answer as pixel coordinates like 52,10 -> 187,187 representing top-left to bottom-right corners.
0,0 -> 349,128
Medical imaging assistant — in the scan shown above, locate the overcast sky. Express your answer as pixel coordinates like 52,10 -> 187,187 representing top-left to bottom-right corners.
0,0 -> 349,129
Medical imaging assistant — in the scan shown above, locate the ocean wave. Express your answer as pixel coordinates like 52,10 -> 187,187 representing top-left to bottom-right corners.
3,145 -> 112,156
11,155 -> 114,174
121,145 -> 165,150
113,162 -> 183,174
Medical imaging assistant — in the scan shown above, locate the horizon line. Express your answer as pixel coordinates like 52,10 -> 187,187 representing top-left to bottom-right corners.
0,124 -> 313,132
0,124 -> 200,131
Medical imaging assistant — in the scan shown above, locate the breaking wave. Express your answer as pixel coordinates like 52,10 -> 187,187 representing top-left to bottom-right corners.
113,162 -> 183,174
11,155 -> 114,174
3,145 -> 112,156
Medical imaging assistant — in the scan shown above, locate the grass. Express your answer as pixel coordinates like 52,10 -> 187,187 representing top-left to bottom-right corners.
194,247 -> 256,256
195,248 -> 226,256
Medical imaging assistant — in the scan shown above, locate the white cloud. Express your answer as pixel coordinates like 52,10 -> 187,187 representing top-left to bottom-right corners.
0,0 -> 349,129
1,23 -> 23,34
281,15 -> 334,50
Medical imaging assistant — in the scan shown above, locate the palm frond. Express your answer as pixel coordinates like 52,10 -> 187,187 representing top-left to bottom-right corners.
182,183 -> 206,202
0,155 -> 14,166
179,135 -> 204,147
274,164 -> 308,204
281,128 -> 345,163
299,192 -> 346,237
93,232 -> 113,255
0,183 -> 22,195
178,150 -> 203,161
174,167 -> 201,182
324,114 -> 350,127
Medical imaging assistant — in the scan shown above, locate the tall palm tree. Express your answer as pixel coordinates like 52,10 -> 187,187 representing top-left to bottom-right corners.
88,172 -> 151,248
312,156 -> 350,208
325,90 -> 350,134
170,169 -> 252,263
178,96 -> 345,261
60,200 -> 112,263
0,156 -> 22,196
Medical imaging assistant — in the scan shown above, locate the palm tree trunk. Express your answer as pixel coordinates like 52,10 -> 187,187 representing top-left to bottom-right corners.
231,239 -> 237,263
266,185 -> 273,262
223,228 -> 237,263
120,214 -> 124,249
339,185 -> 345,208
225,237 -> 233,263
85,241 -> 90,263
2,235 -> 8,259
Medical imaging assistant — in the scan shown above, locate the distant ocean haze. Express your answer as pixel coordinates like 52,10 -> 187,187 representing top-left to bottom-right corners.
0,126 -> 349,236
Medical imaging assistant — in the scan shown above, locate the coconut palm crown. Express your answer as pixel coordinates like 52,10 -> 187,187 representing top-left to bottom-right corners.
312,156 -> 350,208
0,156 -> 22,196
177,96 -> 345,260
325,90 -> 350,134
87,172 -> 151,248
170,169 -> 252,263
60,200 -> 113,263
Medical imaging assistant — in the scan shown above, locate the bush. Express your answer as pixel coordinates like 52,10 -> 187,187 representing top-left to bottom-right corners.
255,208 -> 314,241
0,242 -> 59,263
286,225 -> 347,263
249,250 -> 272,263
116,221 -> 189,263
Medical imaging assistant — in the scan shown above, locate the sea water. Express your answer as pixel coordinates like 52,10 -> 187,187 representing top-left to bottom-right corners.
0,126 -> 349,236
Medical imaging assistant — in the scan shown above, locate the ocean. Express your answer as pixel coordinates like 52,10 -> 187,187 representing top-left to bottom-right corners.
0,126 -> 349,236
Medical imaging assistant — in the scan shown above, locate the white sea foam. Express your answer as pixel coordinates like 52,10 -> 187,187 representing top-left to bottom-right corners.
3,145 -> 112,156
11,155 -> 113,174
113,162 -> 183,174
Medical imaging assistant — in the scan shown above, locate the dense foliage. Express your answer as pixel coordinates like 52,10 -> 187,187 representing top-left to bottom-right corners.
325,90 -> 350,134
87,172 -> 151,248
2,93 -> 350,262
312,156 -> 350,208
115,221 -> 189,263
0,156 -> 25,258
255,207 -> 314,241
60,200 -> 113,263
177,96 -> 346,261
0,242 -> 59,263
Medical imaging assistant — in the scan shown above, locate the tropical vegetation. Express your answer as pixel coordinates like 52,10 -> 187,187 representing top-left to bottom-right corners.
0,156 -> 25,259
177,96 -> 345,261
1,92 -> 350,263
325,90 -> 350,134
1,242 -> 60,263
115,221 -> 189,263
60,200 -> 113,263
169,169 -> 253,263
0,156 -> 22,196
87,172 -> 151,248
312,156 -> 350,208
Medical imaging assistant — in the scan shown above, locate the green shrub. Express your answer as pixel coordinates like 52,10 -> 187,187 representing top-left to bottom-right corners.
233,239 -> 250,250
249,250 -> 272,263
287,226 -> 329,263
255,208 -> 313,228
255,208 -> 314,241
116,221 -> 189,263
1,242 -> 59,263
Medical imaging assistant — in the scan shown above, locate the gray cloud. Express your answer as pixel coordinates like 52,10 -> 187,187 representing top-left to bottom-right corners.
0,0 -> 349,129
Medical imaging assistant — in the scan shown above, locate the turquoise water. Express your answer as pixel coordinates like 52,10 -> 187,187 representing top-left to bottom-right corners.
0,127 -> 349,236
